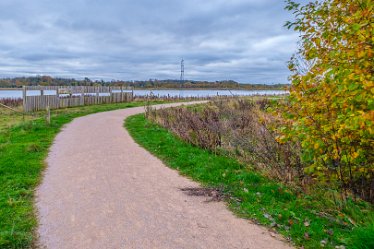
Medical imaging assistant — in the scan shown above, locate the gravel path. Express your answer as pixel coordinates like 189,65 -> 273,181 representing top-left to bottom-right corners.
36,102 -> 292,249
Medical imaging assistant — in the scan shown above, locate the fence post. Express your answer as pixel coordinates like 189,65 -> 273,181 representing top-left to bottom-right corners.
22,86 -> 27,112
81,86 -> 84,106
40,88 -> 45,110
96,87 -> 99,104
109,86 -> 112,103
56,87 -> 60,109
46,105 -> 51,125
120,86 -> 124,102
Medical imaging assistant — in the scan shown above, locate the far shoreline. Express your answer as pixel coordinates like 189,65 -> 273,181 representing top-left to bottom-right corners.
0,87 -> 288,91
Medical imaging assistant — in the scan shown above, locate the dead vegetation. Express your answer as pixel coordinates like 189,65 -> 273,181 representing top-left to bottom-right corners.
180,187 -> 225,202
0,97 -> 22,107
146,98 -> 307,187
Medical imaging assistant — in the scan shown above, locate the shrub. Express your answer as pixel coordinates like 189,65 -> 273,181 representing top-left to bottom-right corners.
284,0 -> 373,202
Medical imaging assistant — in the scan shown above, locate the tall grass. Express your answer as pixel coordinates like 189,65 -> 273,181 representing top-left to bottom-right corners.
147,98 -> 305,185
146,98 -> 373,203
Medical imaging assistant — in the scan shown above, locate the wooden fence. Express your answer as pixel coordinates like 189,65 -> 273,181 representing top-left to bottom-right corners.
23,86 -> 133,112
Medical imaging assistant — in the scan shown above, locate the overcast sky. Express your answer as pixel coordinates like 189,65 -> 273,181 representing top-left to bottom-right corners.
0,0 -> 308,84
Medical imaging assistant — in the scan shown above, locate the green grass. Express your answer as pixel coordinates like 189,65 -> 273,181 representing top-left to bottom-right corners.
125,114 -> 374,249
0,101 -> 164,249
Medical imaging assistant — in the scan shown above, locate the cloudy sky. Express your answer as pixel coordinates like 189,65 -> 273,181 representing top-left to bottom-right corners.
0,0 -> 307,84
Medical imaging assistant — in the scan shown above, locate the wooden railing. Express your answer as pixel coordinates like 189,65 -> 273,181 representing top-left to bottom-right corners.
23,86 -> 133,112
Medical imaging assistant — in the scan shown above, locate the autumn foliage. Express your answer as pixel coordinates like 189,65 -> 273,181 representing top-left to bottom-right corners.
284,0 -> 373,201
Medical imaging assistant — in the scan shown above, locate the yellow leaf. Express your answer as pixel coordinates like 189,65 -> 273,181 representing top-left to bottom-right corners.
352,152 -> 359,159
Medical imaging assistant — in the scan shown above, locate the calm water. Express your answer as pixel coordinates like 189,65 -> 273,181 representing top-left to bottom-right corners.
0,89 -> 287,99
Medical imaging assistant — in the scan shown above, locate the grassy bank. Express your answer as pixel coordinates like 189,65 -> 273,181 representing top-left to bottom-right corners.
0,101 -> 164,248
125,114 -> 374,249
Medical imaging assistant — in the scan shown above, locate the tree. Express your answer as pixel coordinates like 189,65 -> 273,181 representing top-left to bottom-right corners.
284,0 -> 373,201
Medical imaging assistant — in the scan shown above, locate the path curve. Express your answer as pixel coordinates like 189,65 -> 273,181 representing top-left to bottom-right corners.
36,102 -> 292,249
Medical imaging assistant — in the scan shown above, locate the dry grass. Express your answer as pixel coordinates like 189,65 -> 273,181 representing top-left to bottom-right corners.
0,107 -> 36,132
146,97 -> 305,186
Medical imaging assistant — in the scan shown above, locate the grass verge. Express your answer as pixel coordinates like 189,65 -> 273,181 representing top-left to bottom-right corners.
0,101 -> 164,248
125,114 -> 374,249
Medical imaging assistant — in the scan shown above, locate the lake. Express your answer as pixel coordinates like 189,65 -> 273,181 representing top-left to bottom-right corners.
0,89 -> 288,99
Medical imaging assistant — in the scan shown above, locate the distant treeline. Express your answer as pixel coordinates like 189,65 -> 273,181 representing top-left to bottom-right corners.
0,76 -> 289,90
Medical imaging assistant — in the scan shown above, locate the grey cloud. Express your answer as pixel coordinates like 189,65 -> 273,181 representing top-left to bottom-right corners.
0,0 -> 309,83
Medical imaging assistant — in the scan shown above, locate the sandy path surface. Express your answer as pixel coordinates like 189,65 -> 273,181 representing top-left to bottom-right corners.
36,102 -> 292,249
